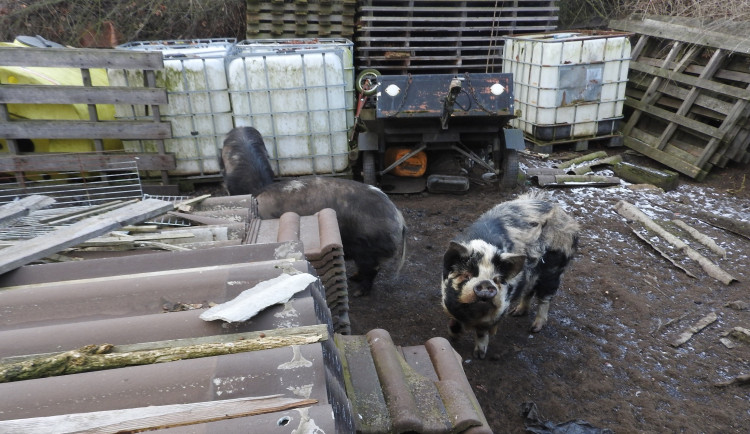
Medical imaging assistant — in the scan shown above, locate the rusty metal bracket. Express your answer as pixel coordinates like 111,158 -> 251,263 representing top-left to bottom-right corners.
441,77 -> 463,129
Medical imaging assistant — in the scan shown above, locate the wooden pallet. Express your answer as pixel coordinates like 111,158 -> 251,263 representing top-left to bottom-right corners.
356,0 -> 558,74
610,16 -> 750,180
246,0 -> 357,39
0,46 -> 175,186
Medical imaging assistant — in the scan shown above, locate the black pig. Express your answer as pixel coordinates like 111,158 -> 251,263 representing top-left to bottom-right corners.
441,191 -> 579,359
219,127 -> 275,195
256,177 -> 407,296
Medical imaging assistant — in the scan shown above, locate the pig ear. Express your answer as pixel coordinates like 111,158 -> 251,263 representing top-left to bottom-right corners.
443,241 -> 470,278
498,253 -> 526,280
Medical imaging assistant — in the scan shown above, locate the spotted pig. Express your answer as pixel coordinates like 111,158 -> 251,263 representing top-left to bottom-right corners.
441,191 -> 579,359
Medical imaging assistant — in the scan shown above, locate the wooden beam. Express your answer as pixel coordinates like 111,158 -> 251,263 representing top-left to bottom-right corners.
0,85 -> 168,105
0,46 -> 164,69
0,153 -> 176,171
610,16 -> 750,55
0,199 -> 174,275
0,395 -> 317,433
0,195 -> 55,225
0,120 -> 172,140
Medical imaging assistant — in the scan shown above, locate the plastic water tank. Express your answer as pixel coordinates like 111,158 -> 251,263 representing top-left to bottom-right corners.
502,31 -> 631,142
109,38 -> 235,176
227,39 -> 354,176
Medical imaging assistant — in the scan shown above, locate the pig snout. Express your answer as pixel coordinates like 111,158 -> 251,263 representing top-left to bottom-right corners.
473,280 -> 497,301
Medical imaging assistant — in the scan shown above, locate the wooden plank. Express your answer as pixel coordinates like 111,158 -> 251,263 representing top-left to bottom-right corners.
0,395 -> 317,433
0,85 -> 168,105
0,195 -> 55,225
610,16 -> 750,55
625,97 -> 722,139
628,61 -> 750,101
0,120 -> 172,140
0,199 -> 174,276
624,135 -> 705,178
0,153 -> 176,171
0,46 -> 164,69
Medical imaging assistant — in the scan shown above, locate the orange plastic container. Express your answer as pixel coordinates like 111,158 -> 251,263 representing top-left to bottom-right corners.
384,147 -> 427,177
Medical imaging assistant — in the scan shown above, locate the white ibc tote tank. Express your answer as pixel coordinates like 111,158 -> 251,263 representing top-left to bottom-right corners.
502,31 -> 631,142
109,38 -> 235,176
227,39 -> 354,177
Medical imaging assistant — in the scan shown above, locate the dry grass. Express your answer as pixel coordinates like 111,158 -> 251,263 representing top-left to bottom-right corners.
0,0 -> 246,47
622,0 -> 750,21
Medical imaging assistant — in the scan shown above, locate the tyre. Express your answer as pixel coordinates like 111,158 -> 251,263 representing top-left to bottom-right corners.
356,69 -> 381,96
362,151 -> 377,185
499,149 -> 519,189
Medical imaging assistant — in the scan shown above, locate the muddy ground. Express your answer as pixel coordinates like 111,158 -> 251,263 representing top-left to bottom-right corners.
345,148 -> 750,433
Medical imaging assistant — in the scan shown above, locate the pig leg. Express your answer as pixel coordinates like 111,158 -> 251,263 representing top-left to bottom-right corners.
530,296 -> 552,332
448,317 -> 463,338
510,290 -> 534,317
473,328 -> 491,359
350,259 -> 379,297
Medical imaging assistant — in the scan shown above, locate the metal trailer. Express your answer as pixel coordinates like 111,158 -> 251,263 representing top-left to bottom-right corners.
352,70 -> 525,191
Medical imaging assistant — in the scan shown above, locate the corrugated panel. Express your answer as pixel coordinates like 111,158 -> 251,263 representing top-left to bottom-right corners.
0,242 -> 354,433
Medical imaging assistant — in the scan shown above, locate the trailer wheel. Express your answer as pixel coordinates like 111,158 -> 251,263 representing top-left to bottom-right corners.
362,151 -> 377,185
499,149 -> 519,188
356,69 -> 381,96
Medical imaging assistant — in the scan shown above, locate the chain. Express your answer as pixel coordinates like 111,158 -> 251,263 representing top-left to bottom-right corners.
387,73 -> 413,118
463,72 -> 495,115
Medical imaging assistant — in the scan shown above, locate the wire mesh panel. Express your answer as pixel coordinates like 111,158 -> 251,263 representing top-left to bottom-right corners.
0,161 -> 144,208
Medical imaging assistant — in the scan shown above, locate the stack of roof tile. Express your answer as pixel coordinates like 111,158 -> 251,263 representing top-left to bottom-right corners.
337,329 -> 493,433
194,195 -> 352,335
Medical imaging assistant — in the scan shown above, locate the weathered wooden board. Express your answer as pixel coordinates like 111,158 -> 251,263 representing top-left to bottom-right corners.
0,46 -> 164,69
0,199 -> 174,276
0,195 -> 55,226
0,395 -> 317,433
0,120 -> 172,140
0,85 -> 168,105
0,153 -> 175,171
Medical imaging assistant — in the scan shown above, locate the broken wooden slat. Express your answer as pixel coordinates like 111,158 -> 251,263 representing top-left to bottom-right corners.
610,161 -> 679,191
671,312 -> 718,347
0,395 -> 317,433
614,200 -> 736,284
0,199 -> 174,275
0,195 -> 55,226
671,219 -> 727,258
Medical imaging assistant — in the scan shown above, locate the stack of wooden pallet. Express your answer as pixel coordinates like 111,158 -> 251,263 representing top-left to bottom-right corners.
246,0 -> 357,39
611,16 -> 750,180
356,0 -> 559,74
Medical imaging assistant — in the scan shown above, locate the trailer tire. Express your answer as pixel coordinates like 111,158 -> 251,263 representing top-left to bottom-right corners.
362,151 -> 377,185
499,149 -> 519,188
356,69 -> 381,96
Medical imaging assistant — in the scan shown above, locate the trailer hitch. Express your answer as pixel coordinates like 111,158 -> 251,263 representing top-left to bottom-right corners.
441,77 -> 463,129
